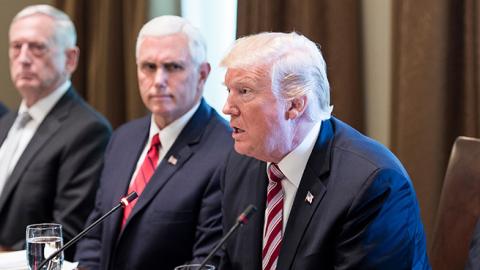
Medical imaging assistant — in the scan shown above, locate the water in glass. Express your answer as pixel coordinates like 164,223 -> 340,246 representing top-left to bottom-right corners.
26,223 -> 63,270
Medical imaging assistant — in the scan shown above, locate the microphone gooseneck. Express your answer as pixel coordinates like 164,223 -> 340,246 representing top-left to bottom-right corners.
36,192 -> 138,269
198,204 -> 257,269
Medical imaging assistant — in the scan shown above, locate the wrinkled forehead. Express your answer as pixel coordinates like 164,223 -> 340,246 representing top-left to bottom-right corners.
225,67 -> 271,89
9,14 -> 56,43
137,34 -> 192,61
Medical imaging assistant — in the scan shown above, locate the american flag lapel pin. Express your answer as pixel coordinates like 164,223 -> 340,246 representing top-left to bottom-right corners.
305,191 -> 314,205
168,155 -> 178,165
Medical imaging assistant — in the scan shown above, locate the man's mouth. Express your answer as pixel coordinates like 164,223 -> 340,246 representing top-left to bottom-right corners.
18,73 -> 35,79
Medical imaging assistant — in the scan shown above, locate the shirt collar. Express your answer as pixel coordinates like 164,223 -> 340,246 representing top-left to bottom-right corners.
272,121 -> 322,189
148,101 -> 201,152
18,80 -> 71,123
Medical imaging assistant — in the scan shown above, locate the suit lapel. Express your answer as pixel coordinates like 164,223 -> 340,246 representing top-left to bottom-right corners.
0,91 -> 73,214
243,161 -> 268,270
105,116 -> 150,251
119,100 -> 212,234
0,113 -> 15,144
277,118 -> 335,270
125,143 -> 193,224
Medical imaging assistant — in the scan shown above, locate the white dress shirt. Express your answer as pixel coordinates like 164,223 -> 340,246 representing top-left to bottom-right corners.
0,80 -> 70,180
128,102 -> 201,186
266,121 -> 322,233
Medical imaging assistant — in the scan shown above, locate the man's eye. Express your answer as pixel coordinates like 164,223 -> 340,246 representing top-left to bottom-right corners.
30,43 -> 45,50
9,43 -> 24,56
141,63 -> 156,71
11,43 -> 22,50
164,63 -> 183,71
29,43 -> 47,55
239,88 -> 251,94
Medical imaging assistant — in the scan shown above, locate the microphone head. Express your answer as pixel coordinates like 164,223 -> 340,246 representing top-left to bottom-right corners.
237,204 -> 257,225
120,192 -> 138,207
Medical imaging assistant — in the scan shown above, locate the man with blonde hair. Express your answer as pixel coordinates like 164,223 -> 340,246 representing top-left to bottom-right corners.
219,32 -> 430,269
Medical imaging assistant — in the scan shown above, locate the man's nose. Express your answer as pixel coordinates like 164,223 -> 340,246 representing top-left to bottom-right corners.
17,44 -> 32,64
223,94 -> 239,116
154,69 -> 167,89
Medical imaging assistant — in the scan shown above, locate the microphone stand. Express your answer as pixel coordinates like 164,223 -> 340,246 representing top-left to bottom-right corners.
198,205 -> 257,269
37,192 -> 138,269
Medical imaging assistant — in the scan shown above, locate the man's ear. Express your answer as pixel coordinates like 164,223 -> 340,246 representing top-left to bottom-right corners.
197,62 -> 211,89
286,95 -> 307,120
66,46 -> 80,74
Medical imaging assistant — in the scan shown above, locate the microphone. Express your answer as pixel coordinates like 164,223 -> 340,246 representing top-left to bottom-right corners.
37,192 -> 138,269
198,204 -> 257,269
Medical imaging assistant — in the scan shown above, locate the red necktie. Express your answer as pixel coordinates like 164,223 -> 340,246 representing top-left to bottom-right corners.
121,134 -> 160,228
262,163 -> 285,270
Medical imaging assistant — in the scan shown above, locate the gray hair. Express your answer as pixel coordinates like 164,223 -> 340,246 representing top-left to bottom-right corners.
136,15 -> 207,66
12,4 -> 77,49
220,32 -> 332,121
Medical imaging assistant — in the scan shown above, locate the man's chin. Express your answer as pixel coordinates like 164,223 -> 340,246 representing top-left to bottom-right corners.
234,143 -> 254,157
15,81 -> 40,91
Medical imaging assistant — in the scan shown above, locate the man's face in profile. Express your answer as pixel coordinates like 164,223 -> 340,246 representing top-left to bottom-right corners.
223,67 -> 293,162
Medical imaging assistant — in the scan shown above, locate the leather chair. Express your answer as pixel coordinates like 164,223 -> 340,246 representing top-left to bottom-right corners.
430,136 -> 480,270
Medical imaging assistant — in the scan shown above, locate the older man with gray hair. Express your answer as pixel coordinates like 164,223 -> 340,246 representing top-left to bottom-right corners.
219,32 -> 431,269
75,15 -> 232,270
0,4 -> 111,260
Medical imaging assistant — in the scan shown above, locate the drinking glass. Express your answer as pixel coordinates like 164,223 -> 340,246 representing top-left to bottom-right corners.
174,264 -> 215,270
26,223 -> 63,270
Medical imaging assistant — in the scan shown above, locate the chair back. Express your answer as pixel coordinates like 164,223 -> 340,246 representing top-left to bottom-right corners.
430,136 -> 480,270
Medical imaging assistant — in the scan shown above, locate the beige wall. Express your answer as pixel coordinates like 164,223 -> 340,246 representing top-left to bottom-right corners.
0,0 -> 52,111
149,0 -> 180,18
362,0 -> 392,147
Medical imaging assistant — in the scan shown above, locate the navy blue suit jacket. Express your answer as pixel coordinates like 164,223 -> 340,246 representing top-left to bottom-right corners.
75,100 -> 232,270
220,117 -> 431,269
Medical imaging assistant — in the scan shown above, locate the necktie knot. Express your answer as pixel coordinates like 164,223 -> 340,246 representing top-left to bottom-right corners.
268,163 -> 284,183
151,133 -> 160,148
16,112 -> 32,129
147,134 -> 160,159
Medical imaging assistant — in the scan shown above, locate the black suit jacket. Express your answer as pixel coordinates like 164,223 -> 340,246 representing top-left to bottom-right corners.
0,101 -> 8,118
75,100 -> 233,270
0,88 -> 111,260
220,117 -> 431,269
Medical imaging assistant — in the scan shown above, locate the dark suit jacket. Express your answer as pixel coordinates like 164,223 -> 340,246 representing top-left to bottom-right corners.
220,117 -> 431,270
75,100 -> 233,270
0,101 -> 8,118
0,88 -> 111,260
465,219 -> 480,270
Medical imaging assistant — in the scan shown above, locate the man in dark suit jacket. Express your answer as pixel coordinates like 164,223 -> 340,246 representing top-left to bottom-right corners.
0,5 -> 111,260
0,102 -> 8,117
219,32 -> 431,269
75,15 -> 232,270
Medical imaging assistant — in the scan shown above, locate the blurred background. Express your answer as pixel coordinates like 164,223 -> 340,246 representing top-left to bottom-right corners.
1,0 -> 478,251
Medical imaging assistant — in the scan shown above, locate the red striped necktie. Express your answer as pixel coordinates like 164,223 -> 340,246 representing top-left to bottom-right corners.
121,133 -> 160,228
262,163 -> 285,270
